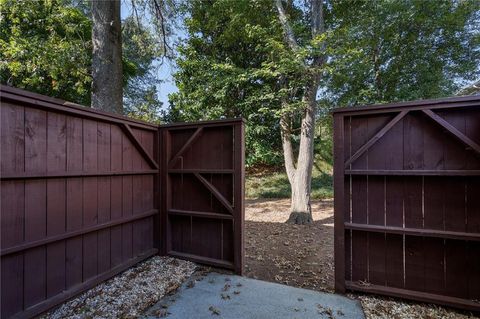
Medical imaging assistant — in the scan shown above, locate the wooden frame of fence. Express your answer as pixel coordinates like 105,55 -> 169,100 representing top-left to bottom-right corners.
159,119 -> 245,274
333,95 -> 480,312
0,85 -> 245,319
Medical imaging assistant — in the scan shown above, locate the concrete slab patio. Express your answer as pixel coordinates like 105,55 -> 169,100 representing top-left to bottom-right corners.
143,273 -> 365,319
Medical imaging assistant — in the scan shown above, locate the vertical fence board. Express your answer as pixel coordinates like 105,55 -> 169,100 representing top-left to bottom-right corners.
97,122 -> 111,274
403,113 -> 425,292
1,252 -> 24,318
132,129 -> 144,258
423,177 -> 446,295
344,175 -> 352,283
122,132 -> 133,261
24,180 -> 47,307
1,101 -> 25,317
467,177 -> 480,301
367,176 -> 386,286
46,179 -> 67,297
385,176 -> 404,288
83,120 -> 99,280
110,125 -> 123,267
467,241 -> 480,300
366,115 -> 390,287
110,176 -> 123,267
46,112 -> 67,298
122,175 -> 133,260
66,178 -> 83,288
23,108 -> 47,307
445,240 -> 468,298
1,102 -> 25,173
47,112 -> 67,169
97,176 -> 111,273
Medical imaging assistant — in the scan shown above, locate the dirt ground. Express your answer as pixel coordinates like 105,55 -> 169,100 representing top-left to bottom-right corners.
244,199 -> 479,319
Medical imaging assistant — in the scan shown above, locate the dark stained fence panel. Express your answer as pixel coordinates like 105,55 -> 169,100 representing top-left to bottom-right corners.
160,120 -> 245,274
333,95 -> 480,312
0,86 -> 160,319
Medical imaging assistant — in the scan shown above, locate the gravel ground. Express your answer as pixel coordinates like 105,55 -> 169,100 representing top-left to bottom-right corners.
41,256 -> 196,319
245,198 -> 479,319
352,293 -> 478,319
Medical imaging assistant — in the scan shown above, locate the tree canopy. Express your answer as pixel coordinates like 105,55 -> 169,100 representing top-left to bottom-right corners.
168,0 -> 479,166
0,0 -> 166,120
323,0 -> 480,107
0,0 -> 92,104
1,0 -> 478,165
167,0 -> 288,166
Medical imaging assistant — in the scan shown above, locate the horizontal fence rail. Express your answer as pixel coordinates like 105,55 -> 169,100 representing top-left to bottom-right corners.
333,95 -> 480,312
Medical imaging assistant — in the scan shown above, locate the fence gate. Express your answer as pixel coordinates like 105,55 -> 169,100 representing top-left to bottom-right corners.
333,95 -> 480,312
160,120 -> 245,274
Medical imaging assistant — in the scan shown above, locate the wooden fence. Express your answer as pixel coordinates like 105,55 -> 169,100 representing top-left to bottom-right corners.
160,120 -> 245,274
0,85 -> 245,318
333,95 -> 480,311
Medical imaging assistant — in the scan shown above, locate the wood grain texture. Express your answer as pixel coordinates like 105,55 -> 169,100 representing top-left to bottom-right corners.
334,98 -> 480,312
162,121 -> 244,273
0,90 -> 159,319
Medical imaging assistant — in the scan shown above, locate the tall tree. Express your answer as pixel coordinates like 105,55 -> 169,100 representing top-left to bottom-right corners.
275,0 -> 325,224
122,16 -> 163,122
168,0 -> 326,223
323,0 -> 480,107
168,0 -> 286,167
91,0 -> 123,113
1,0 -> 168,119
169,0 -> 479,224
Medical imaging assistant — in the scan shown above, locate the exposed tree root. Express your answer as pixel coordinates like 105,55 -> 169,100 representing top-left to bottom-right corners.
286,212 -> 313,225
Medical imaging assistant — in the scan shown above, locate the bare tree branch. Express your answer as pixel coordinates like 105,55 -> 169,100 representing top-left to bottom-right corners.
130,0 -> 141,26
457,79 -> 480,95
275,0 -> 300,52
152,0 -> 172,59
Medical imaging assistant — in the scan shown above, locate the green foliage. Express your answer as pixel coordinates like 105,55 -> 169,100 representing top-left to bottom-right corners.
167,0 -> 291,166
246,163 -> 333,199
167,0 -> 327,167
315,113 -> 333,166
169,0 -> 480,167
122,16 -> 163,122
323,0 -> 480,107
0,0 -> 164,120
0,0 -> 92,105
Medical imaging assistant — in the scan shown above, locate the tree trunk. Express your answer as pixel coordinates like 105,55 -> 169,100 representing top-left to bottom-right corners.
286,81 -> 318,224
287,165 -> 313,224
91,0 -> 123,114
276,0 -> 324,224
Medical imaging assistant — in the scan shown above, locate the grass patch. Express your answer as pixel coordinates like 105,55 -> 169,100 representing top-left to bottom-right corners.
246,161 -> 333,200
